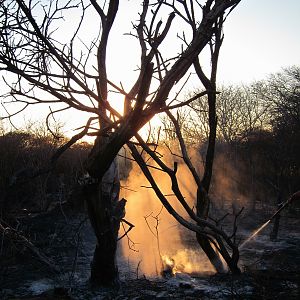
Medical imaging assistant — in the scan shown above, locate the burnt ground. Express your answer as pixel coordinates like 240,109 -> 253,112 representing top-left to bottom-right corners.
0,203 -> 299,300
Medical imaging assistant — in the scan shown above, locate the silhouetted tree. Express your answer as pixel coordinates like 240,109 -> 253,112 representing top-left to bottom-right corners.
0,0 -> 241,286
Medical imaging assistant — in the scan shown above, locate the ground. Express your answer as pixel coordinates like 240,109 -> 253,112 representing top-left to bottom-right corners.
0,203 -> 299,299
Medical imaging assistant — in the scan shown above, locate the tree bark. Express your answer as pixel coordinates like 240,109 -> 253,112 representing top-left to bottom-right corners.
85,137 -> 125,287
196,187 -> 241,274
196,187 -> 226,273
196,234 -> 226,273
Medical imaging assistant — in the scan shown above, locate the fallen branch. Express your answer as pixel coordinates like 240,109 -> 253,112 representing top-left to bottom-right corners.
0,222 -> 60,273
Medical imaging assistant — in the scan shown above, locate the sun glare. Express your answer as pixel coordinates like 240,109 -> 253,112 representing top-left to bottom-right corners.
108,93 -> 125,116
138,114 -> 163,140
108,93 -> 163,140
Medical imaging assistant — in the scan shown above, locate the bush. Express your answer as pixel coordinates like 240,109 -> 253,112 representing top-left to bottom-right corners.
0,131 -> 91,216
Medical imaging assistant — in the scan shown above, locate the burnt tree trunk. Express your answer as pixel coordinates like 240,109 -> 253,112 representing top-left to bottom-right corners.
196,187 -> 226,273
192,14 -> 241,274
194,78 -> 230,274
84,137 -> 125,287
196,188 -> 241,274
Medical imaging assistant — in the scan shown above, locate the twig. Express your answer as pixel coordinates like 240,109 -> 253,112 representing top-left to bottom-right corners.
230,207 -> 244,243
118,219 -> 135,241
0,222 -> 60,273
120,221 -> 139,252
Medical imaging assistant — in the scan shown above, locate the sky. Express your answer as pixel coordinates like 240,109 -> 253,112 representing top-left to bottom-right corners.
218,0 -> 300,84
104,0 -> 300,105
1,0 -> 300,133
105,0 -> 300,117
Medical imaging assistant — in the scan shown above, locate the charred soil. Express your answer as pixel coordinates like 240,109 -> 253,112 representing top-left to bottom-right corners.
0,204 -> 299,299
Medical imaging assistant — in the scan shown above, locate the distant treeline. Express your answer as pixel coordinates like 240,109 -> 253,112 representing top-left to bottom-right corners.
0,128 -> 133,218
0,130 -> 91,215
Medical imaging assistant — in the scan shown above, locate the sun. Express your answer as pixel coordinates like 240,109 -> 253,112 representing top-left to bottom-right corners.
108,93 -> 125,116
108,93 -> 163,140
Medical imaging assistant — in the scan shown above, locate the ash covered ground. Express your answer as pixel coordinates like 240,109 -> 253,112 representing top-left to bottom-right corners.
0,203 -> 299,300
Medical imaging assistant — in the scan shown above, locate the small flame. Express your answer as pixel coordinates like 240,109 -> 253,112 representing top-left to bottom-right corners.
160,249 -> 214,277
162,255 -> 175,268
161,255 -> 176,277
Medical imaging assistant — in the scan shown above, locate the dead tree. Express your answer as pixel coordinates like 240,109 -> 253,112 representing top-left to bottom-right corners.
127,109 -> 241,275
0,0 -> 241,286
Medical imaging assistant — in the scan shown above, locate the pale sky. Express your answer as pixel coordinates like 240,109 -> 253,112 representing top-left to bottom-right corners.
218,0 -> 300,84
105,0 -> 300,97
1,0 -> 300,133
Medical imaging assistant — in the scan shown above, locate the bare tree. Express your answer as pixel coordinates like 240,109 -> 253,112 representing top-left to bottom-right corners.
127,3 -> 241,274
188,84 -> 270,145
0,0 -> 241,286
128,114 -> 241,275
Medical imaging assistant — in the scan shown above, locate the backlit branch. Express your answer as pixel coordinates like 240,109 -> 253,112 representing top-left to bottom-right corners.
127,141 -> 239,253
